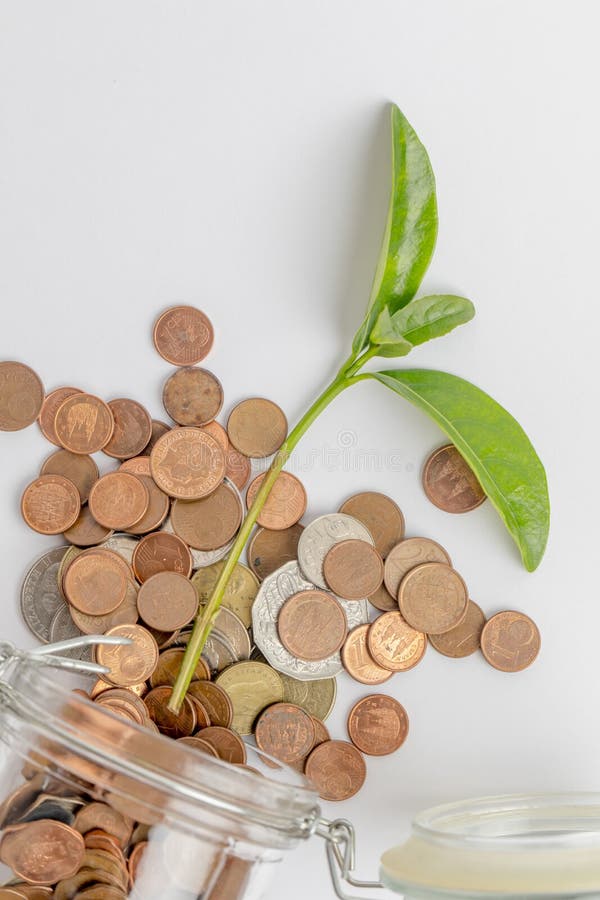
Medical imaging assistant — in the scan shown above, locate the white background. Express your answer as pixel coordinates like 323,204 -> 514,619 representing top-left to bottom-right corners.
1,2 -> 599,897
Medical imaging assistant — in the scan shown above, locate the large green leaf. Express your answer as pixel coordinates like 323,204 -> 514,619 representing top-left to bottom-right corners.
368,368 -> 550,571
352,105 -> 438,354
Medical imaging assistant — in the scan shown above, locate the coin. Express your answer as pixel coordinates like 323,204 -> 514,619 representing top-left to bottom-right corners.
103,398 -> 153,460
339,491 -> 405,558
224,442 -> 251,490
119,456 -> 151,476
305,740 -> 366,801
0,362 -> 44,431
162,367 -> 223,426
298,513 -> 374,589
74,803 -> 133,847
54,393 -> 114,454
153,305 -> 214,366
137,571 -> 198,632
423,444 -> 486,513
95,624 -> 159,686
429,600 -> 486,658
366,583 -> 398,613
144,687 -> 196,738
132,532 -> 193,582
191,560 -> 258,628
187,681 -> 233,728
100,534 -> 139,567
63,551 -> 128,615
480,610 -> 541,672
171,480 -> 242,550
177,736 -> 219,757
125,476 -> 170,535
70,579 -> 139,634
399,562 -> 468,634
347,694 -> 409,756
323,539 -> 384,600
245,471 -> 306,530
255,703 -> 316,764
200,420 -> 228,452
278,590 -> 348,661
279,674 -> 337,721
149,647 -> 210,687
40,449 -> 99,503
215,661 -> 284,735
199,727 -> 247,764
204,607 -> 251,660
367,611 -> 427,672
341,624 -> 393,685
0,819 -> 84,884
88,472 -> 149,530
201,630 -> 239,674
247,524 -> 304,582
49,605 -> 86,658
38,387 -> 82,446
227,397 -> 287,458
20,546 -> 70,642
150,427 -> 225,499
384,537 -> 451,599
21,474 -> 81,535
141,419 -> 171,456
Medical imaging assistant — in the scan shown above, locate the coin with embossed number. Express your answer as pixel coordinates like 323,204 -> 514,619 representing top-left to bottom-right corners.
384,537 -> 451,600
341,624 -> 393,685
480,610 -> 540,672
150,427 -> 225,500
423,444 -> 486,513
298,513 -> 374,589
20,546 -> 70,642
305,740 -> 366,801
429,600 -> 486,658
399,562 -> 468,634
0,361 -> 44,431
95,624 -> 159,686
153,305 -> 214,366
347,694 -> 409,756
245,471 -> 307,530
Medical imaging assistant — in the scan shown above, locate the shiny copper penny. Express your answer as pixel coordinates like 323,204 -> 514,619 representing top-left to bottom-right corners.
0,361 -> 44,431
480,610 -> 541,672
125,476 -> 170,535
144,686 -> 196,738
96,624 -> 159,686
429,600 -> 486,658
399,562 -> 469,634
187,681 -> 233,728
171,481 -> 242,550
132,532 -> 193,582
305,740 -> 366,801
423,444 -> 486,513
137,571 -> 198,632
0,819 -> 84,884
74,802 -> 133,848
162,367 -> 223,426
150,427 -> 226,499
339,491 -> 405,558
245,471 -> 306,530
38,386 -> 82,445
341,625 -> 393,685
384,537 -> 451,600
278,590 -> 347,661
54,393 -> 114,454
70,579 -> 139,634
63,506 -> 113,547
198,726 -> 247,764
255,703 -> 316,764
367,611 -> 427,672
347,694 -> 409,756
21,474 -> 81,535
103,398 -> 153,460
40,449 -> 99,503
63,551 -> 128,615
323,539 -> 384,600
153,305 -> 214,366
88,472 -> 149,530
227,397 -> 287,458
141,419 -> 171,456
119,455 -> 151,476
149,647 -> 210,687
225,442 -> 251,490
247,524 -> 304,581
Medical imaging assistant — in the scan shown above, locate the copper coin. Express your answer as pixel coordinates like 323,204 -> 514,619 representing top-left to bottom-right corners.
119,456 -> 151,476
245,471 -> 306,530
127,840 -> 147,883
21,474 -> 81,535
150,427 -> 226,499
125,476 -> 170,535
141,419 -> 171,456
88,472 -> 149,530
399,562 -> 469,634
63,506 -> 113,547
95,624 -> 159,686
247,524 -> 304,581
171,481 -> 242,550
187,681 -> 233,728
149,647 -> 210,687
162,367 -> 223,426
227,397 -> 287,458
429,600 -> 486,658
95,690 -> 148,725
305,740 -> 366,801
0,819 -> 84,884
63,551 -> 127,615
177,736 -> 219,757
339,492 -> 405,558
255,703 -> 316,764
198,726 -> 247,764
225,442 -> 251,490
40,449 -> 99,503
278,590 -> 347,662
187,695 -> 211,728
367,611 -> 427,672
54,393 -> 114,454
153,305 -> 214,365
323,539 -> 384,600
132,532 -> 193,582
144,686 -> 196,738
423,444 -> 486,513
347,694 -> 409,756
137,571 -> 198,632
341,625 -> 393,685
366,583 -> 398,613
480,610 -> 541,672
384,537 -> 451,599
0,361 -> 44,431
70,579 -> 139,634
201,420 -> 228,452
103,398 -> 153,460
38,386 -> 82,445
311,716 -> 331,748
74,802 -> 133,847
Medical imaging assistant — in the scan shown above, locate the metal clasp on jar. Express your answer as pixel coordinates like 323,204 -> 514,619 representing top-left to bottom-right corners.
316,817 -> 384,899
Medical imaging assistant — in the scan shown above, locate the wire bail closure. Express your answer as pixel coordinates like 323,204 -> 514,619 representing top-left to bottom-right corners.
0,635 -> 132,678
316,817 -> 384,899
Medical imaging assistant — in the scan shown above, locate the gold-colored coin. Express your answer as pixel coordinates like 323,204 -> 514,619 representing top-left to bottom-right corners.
191,561 -> 259,628
215,661 -> 284,735
278,672 -> 337,721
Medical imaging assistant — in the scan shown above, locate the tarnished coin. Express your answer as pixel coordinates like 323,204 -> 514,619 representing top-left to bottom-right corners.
103,398 -> 153,460
429,600 -> 486,658
40,449 -> 98,503
367,611 -> 427,672
347,694 -> 409,756
88,472 -> 149,531
247,524 -> 304,581
305,740 -> 366,801
278,590 -> 348,662
384,537 -> 451,600
38,386 -> 82,445
480,610 -> 541,672
187,681 -> 233,728
132,532 -> 193,582
423,444 -> 486,513
150,647 -> 210,687
199,726 -> 247,764
21,474 -> 81,535
70,579 -> 139,635
141,419 -> 171,456
215,661 -> 284,735
137,571 -> 198,632
341,624 -> 393,685
227,397 -> 287,458
245,472 -> 307,530
162,367 -> 223,426
323,539 -> 384,600
339,491 -> 405,558
399,562 -> 468,634
191,560 -> 258,628
125,476 -> 170,535
171,480 -> 242,550
224,442 -> 251,490
74,802 -> 133,847
0,361 -> 44,431
144,687 -> 196,738
279,674 -> 337,721
20,546 -> 70,642
54,393 -> 114,454
96,624 -> 159,686
150,427 -> 226,499
255,703 -> 316,764
298,513 -> 373,589
153,305 -> 214,366
0,819 -> 84,884
63,551 -> 128,614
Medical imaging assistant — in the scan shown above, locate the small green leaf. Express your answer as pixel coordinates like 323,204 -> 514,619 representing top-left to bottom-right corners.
368,368 -> 550,571
369,308 -> 414,357
353,104 -> 438,354
387,294 -> 475,347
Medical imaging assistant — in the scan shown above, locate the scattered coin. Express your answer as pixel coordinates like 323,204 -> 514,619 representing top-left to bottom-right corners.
63,552 -> 128,615
38,387 -> 82,446
323,539 -> 384,600
347,694 -> 409,756
40,449 -> 99,503
132,532 -> 193,582
384,537 -> 451,599
0,361 -> 45,431
201,420 -> 228,452
227,397 -> 287,458
278,590 -> 348,662
198,726 -> 247,764
162,367 -> 224,426
191,560 -> 259,628
152,305 -> 214,366
341,624 -> 393,685
429,600 -> 486,658
125,475 -> 170,535
247,524 -> 304,581
366,582 -> 398,613
171,480 -> 242,550
279,673 -> 337,721
423,443 -> 486,513
70,579 -> 139,635
88,472 -> 149,531
480,610 -> 541,672
245,471 -> 307,530
339,491 -> 405,558
305,740 -> 366,801
150,427 -> 225,500
54,393 -> 114,454
255,703 -> 316,764
367,611 -> 427,672
399,562 -> 469,634
141,419 -> 171,456
298,513 -> 374,589
137,571 -> 198,632
215,661 -> 284,735
224,441 -> 252,490
95,624 -> 159,686
0,819 -> 84,884
103,399 -> 152,460
21,474 -> 81,535
20,546 -> 70,643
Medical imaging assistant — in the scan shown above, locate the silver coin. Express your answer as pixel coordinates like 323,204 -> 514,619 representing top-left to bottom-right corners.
102,533 -> 139,566
210,607 -> 251,660
297,513 -> 374,588
161,478 -> 241,568
20,546 -> 71,643
49,605 -> 90,660
252,560 -> 368,681
172,626 -> 239,674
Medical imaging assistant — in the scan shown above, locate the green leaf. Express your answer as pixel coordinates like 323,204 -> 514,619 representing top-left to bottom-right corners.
384,294 -> 475,347
369,307 -> 414,357
352,104 -> 438,354
368,368 -> 550,571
